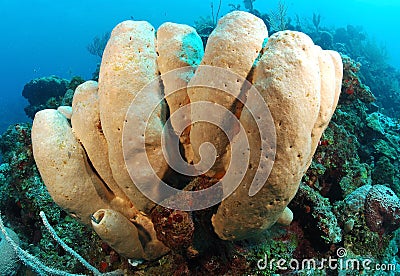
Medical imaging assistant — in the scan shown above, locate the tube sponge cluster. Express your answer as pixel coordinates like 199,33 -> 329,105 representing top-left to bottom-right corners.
31,11 -> 343,259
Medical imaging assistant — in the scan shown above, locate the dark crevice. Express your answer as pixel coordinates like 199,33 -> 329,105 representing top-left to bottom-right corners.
81,144 -> 115,198
134,222 -> 152,249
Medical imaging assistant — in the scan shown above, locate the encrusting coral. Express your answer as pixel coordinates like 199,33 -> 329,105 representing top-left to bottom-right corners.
31,11 -> 342,260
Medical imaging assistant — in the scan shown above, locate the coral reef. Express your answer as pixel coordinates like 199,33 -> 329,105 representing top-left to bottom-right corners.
22,76 -> 68,106
22,76 -> 68,119
365,185 -> 400,234
290,183 -> 342,246
0,6 -> 399,276
0,123 -> 128,274
22,75 -> 84,119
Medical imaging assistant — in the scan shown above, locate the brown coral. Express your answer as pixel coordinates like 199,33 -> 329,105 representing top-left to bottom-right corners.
365,184 -> 400,234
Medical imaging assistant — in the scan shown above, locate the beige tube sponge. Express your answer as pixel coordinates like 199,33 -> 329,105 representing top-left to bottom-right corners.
31,10 -> 342,259
71,81 -> 136,219
91,209 -> 169,260
211,31 -> 342,240
91,209 -> 145,258
98,20 -> 168,213
31,109 -> 112,224
187,11 -> 268,176
32,21 -> 172,260
156,22 -> 204,163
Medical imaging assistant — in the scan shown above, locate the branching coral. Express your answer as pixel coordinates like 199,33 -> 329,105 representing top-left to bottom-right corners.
266,0 -> 288,32
87,32 -> 110,58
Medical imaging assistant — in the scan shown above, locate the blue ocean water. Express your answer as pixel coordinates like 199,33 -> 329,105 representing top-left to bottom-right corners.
0,0 -> 399,134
